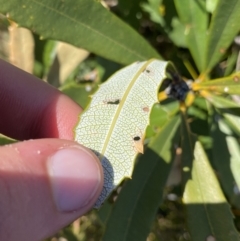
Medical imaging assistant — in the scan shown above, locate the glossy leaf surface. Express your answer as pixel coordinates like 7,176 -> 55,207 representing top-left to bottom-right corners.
204,0 -> 240,72
0,0 -> 161,65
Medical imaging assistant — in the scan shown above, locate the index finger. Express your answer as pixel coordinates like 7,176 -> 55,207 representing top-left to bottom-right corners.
0,59 -> 82,140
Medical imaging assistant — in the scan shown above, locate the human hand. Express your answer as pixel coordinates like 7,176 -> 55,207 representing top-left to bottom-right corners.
0,59 -> 103,241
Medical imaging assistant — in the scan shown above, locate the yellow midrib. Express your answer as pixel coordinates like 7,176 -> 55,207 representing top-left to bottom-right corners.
101,59 -> 155,157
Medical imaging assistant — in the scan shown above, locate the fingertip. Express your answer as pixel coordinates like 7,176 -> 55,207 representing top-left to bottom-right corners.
47,146 -> 102,212
0,139 -> 103,241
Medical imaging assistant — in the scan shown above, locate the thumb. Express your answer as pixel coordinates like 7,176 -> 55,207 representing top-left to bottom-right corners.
0,139 -> 103,241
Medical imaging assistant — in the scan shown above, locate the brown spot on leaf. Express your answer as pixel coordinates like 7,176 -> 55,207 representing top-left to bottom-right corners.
234,76 -> 239,82
142,106 -> 149,112
133,135 -> 144,154
220,48 -> 226,54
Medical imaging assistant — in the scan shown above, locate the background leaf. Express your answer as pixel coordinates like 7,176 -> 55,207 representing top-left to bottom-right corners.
0,134 -> 16,145
202,93 -> 240,135
47,42 -> 89,87
194,72 -> 240,95
211,116 -> 240,208
0,0 -> 161,65
174,0 -> 208,72
204,0 -> 240,73
181,116 -> 240,241
102,115 -> 181,241
8,22 -> 34,73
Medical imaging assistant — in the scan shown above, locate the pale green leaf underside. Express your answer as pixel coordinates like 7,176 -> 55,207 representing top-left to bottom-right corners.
75,59 -> 173,207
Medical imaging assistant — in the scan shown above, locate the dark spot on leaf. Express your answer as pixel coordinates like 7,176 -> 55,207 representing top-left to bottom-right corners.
106,99 -> 120,105
142,68 -> 150,73
133,136 -> 141,141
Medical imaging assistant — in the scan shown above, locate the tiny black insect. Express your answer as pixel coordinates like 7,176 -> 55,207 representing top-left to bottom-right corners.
133,136 -> 141,141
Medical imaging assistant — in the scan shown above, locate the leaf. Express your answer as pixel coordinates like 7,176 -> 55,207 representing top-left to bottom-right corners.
75,59 -> 176,207
210,116 -> 240,208
0,0 -> 161,65
206,0 -> 219,13
142,0 -> 186,48
174,0 -> 208,72
204,0 -> 240,73
145,100 -> 179,138
183,141 -> 240,241
0,14 -> 10,61
102,115 -> 181,241
224,49 -> 239,76
60,82 -> 97,109
117,0 -> 144,30
47,42 -> 89,87
0,16 -> 34,73
193,72 -> 240,95
201,93 -> 240,135
8,22 -> 34,73
0,134 -> 16,145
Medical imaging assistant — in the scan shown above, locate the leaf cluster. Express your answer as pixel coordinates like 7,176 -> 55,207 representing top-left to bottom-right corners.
1,0 -> 240,240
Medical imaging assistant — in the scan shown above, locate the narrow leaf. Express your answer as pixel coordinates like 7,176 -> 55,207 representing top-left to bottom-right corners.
193,72 -> 240,95
181,115 -> 240,241
204,0 -> 240,72
211,116 -> 240,208
47,42 -> 89,87
8,22 -> 34,73
0,14 -> 10,61
75,59 -> 176,207
201,93 -> 240,135
183,141 -> 240,241
0,134 -> 16,145
174,0 -> 208,72
102,115 -> 181,241
0,0 -> 161,65
206,0 -> 218,13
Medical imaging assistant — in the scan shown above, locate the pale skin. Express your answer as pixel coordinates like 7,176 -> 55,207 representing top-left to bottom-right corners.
0,59 -> 104,241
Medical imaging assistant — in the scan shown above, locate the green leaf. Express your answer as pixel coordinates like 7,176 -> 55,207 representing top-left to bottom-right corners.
174,0 -> 208,72
142,0 -> 186,48
75,59 -> 176,207
102,115 -> 181,241
0,14 -> 9,61
183,142 -> 240,241
146,101 -> 179,138
203,93 -> 239,109
0,0 -> 161,65
204,0 -> 240,73
206,0 -> 219,13
0,15 -> 34,73
0,134 -> 16,145
202,93 -> 240,135
210,116 -> 240,208
60,82 -> 97,109
117,0 -> 144,30
193,72 -> 240,95
224,49 -> 239,76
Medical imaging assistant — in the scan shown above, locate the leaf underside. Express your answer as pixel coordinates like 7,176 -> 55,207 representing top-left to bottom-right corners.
75,59 -> 175,207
